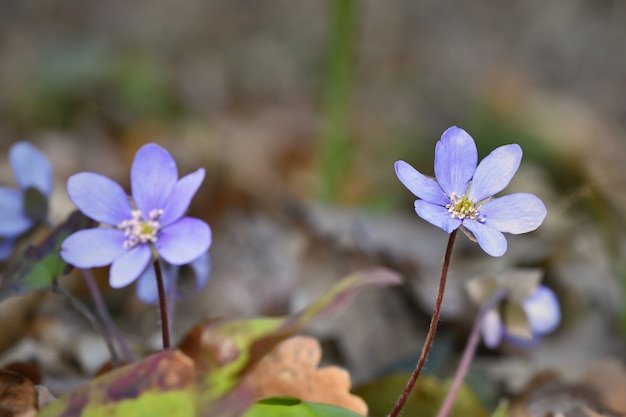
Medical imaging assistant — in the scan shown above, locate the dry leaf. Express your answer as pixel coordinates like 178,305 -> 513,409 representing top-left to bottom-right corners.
0,370 -> 38,417
244,336 -> 368,416
584,358 -> 626,414
510,371 -> 623,417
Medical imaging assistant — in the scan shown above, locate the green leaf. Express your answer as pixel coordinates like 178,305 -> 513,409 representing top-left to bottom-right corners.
198,268 -> 402,407
38,351 -> 198,417
353,373 -> 488,417
490,400 -> 509,417
0,211 -> 94,301
243,397 -> 364,417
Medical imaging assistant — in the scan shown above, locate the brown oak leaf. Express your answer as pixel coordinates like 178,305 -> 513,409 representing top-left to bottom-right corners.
244,335 -> 368,416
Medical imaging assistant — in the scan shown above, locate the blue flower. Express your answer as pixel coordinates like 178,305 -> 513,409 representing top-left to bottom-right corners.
395,126 -> 547,256
135,251 -> 211,304
0,142 -> 53,260
481,285 -> 560,349
61,143 -> 212,288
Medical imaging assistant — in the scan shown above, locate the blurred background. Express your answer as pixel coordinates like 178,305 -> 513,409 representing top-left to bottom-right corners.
1,0 -> 626,412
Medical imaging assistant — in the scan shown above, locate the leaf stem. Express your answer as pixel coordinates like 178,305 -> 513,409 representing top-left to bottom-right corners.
388,229 -> 458,417
154,258 -> 171,350
52,280 -> 120,367
81,269 -> 136,363
435,288 -> 507,417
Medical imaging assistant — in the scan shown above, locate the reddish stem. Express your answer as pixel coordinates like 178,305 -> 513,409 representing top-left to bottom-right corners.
388,229 -> 458,417
153,259 -> 171,350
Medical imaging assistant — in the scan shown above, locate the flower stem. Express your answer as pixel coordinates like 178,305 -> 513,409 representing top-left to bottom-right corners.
52,280 -> 120,367
435,289 -> 507,417
154,259 -> 171,350
81,269 -> 136,363
388,229 -> 458,417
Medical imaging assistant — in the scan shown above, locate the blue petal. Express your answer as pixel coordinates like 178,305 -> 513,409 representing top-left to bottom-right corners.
479,193 -> 547,234
469,144 -> 522,202
131,144 -> 178,214
135,262 -> 178,304
481,309 -> 503,349
462,220 -> 507,257
160,168 -> 205,227
61,228 -> 127,267
434,127 -> 477,196
155,217 -> 211,265
394,161 -> 449,205
0,238 -> 15,261
67,173 -> 132,225
0,187 -> 32,236
503,333 -> 542,349
190,252 -> 211,289
523,285 -> 560,335
9,142 -> 53,196
109,244 -> 153,288
414,200 -> 462,233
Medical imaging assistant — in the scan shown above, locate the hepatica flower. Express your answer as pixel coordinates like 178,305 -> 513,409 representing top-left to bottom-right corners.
0,142 -> 53,260
395,126 -> 547,256
61,143 -> 211,288
482,285 -> 560,349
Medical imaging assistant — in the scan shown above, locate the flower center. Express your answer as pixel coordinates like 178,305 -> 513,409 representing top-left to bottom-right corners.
117,209 -> 164,250
446,192 -> 482,221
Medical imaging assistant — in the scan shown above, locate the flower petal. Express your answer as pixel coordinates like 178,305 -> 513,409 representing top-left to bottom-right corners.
0,238 -> 15,261
434,127 -> 477,196
131,144 -> 178,214
9,142 -> 53,196
135,262 -> 177,304
523,285 -> 560,335
67,173 -> 132,225
190,252 -> 211,290
155,217 -> 211,265
481,309 -> 503,348
0,187 -> 32,237
469,144 -> 522,202
61,228 -> 127,267
109,244 -> 153,288
414,200 -> 462,233
479,193 -> 547,234
462,220 -> 507,257
394,161 -> 449,205
160,168 -> 205,227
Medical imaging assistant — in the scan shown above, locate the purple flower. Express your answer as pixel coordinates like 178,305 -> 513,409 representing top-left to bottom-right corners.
481,285 -> 560,349
0,142 -> 53,260
395,126 -> 547,256
136,251 -> 211,304
60,143 -> 212,289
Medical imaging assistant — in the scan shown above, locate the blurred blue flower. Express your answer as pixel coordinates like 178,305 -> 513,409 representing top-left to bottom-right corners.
395,126 -> 547,256
0,142 -> 53,260
481,285 -> 560,349
61,143 -> 211,288
136,251 -> 211,304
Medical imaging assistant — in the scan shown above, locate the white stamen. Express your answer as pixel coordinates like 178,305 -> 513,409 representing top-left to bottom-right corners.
117,209 -> 164,249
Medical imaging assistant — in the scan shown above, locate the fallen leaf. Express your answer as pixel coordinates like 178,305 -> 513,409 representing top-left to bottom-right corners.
245,336 -> 367,415
0,370 -> 38,417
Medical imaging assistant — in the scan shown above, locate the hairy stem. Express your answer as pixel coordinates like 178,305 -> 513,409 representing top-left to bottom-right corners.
81,269 -> 135,363
388,229 -> 458,417
154,259 -> 171,350
436,289 -> 507,417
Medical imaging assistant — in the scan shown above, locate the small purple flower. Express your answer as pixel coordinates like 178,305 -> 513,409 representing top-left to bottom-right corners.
481,285 -> 560,349
395,126 -> 547,256
0,142 -> 53,260
61,143 -> 211,289
136,251 -> 211,304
